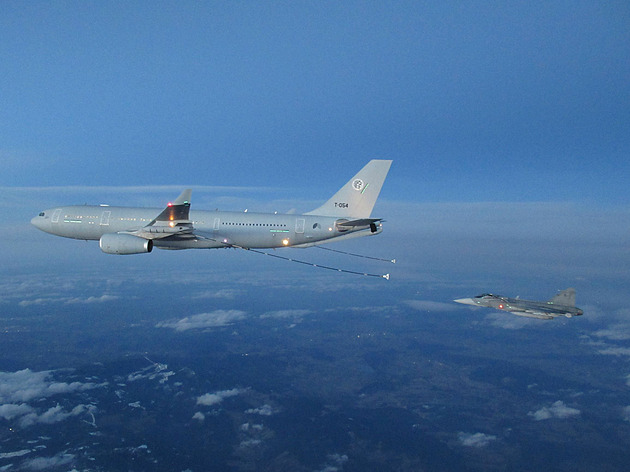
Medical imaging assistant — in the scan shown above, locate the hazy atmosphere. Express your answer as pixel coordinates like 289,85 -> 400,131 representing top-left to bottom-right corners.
2,2 -> 630,471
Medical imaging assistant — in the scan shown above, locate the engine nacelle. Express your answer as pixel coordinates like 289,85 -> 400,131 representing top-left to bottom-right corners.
99,233 -> 153,255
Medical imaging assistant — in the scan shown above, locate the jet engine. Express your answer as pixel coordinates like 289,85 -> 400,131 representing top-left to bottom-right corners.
99,233 -> 153,255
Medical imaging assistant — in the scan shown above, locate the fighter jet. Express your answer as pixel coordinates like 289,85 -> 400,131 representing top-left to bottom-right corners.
454,288 -> 583,320
31,159 -> 391,258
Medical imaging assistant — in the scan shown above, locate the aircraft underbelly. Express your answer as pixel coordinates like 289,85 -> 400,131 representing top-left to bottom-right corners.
153,239 -> 224,249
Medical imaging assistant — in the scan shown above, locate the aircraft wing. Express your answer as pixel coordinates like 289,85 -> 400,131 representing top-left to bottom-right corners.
128,189 -> 198,240
511,311 -> 555,320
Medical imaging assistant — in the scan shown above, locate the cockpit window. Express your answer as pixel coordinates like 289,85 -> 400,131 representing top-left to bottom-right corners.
39,212 -> 45,217
475,294 -> 494,299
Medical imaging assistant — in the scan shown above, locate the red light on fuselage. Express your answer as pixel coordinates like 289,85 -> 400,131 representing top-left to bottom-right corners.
167,202 -> 173,207
499,304 -> 504,309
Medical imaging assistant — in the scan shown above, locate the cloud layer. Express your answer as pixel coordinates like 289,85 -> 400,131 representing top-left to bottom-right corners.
156,310 -> 247,331
529,401 -> 580,421
0,369 -> 100,404
458,432 -> 497,448
197,388 -> 247,407
0,369 -> 103,429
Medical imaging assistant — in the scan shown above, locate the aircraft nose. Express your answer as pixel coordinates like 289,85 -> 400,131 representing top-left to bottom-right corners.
31,214 -> 47,231
454,298 -> 476,306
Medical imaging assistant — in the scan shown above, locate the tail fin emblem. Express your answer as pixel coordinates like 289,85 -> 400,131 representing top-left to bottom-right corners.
352,179 -> 365,191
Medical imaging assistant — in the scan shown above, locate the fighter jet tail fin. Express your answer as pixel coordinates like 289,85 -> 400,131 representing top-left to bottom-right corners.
305,159 -> 392,218
549,288 -> 576,307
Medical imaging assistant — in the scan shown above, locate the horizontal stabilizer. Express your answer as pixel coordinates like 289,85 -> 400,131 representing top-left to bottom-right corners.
336,218 -> 382,227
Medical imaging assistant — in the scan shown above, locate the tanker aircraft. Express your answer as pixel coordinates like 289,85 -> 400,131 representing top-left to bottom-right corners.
32,160 -> 392,261
454,288 -> 583,320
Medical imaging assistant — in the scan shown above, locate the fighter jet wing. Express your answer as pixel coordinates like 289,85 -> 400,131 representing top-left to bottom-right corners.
511,311 -> 555,320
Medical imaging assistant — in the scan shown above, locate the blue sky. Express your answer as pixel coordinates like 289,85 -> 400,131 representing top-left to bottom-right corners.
1,1 -> 629,203
3,5 -> 630,469
1,2 -> 629,306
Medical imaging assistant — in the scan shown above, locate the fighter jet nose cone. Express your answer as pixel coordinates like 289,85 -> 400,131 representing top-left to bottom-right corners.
454,298 -> 475,305
31,216 -> 41,227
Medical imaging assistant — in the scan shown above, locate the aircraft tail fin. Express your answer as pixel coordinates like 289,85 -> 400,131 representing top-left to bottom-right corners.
549,288 -> 576,307
305,159 -> 392,218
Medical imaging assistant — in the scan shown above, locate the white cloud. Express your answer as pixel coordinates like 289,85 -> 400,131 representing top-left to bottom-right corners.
240,422 -> 263,432
238,439 -> 262,448
316,453 -> 349,472
593,323 -> 630,341
19,404 -> 93,428
197,388 -> 246,407
244,404 -> 275,416
65,294 -> 119,304
193,289 -> 243,300
20,452 -> 75,471
597,347 -> 630,357
260,309 -> 313,320
126,359 -> 174,384
622,406 -> 630,422
18,294 -> 119,307
192,412 -> 205,421
0,449 -> 32,459
404,300 -> 455,312
0,403 -> 34,420
529,401 -> 580,421
0,369 -> 104,429
337,305 -> 395,316
156,310 -> 247,331
458,432 -> 497,448
0,369 -> 101,403
18,297 -> 54,307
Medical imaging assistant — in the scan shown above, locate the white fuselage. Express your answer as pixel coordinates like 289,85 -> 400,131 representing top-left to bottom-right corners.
31,205 -> 380,250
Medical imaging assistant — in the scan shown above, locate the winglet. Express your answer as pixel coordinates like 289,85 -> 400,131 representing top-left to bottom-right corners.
172,189 -> 192,206
150,189 -> 192,224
